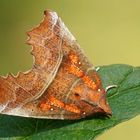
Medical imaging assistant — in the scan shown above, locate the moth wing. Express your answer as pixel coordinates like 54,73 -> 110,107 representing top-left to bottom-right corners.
0,10 -> 105,119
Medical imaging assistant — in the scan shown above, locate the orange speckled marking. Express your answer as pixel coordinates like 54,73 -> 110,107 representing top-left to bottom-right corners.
49,96 -> 65,108
65,104 -> 81,114
69,53 -> 79,64
68,53 -> 97,90
49,96 -> 81,114
82,75 -> 97,89
40,96 -> 81,114
40,102 -> 51,111
69,65 -> 84,77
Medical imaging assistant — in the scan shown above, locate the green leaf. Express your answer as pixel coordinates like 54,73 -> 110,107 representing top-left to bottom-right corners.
0,64 -> 140,140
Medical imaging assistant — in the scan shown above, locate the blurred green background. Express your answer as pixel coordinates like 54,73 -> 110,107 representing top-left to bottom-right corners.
0,0 -> 140,139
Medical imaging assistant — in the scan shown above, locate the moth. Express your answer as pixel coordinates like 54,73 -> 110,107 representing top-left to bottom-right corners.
0,10 -> 112,120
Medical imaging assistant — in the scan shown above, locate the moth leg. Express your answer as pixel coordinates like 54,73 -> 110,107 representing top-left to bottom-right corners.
105,85 -> 118,92
95,67 -> 100,72
87,66 -> 100,72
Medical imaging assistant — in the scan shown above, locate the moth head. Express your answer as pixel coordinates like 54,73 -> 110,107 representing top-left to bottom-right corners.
72,84 -> 112,117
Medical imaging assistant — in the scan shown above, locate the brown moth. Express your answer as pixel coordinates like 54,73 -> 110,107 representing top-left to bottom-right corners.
0,10 -> 112,120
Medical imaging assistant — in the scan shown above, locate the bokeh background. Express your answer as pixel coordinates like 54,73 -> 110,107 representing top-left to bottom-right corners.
0,0 -> 140,139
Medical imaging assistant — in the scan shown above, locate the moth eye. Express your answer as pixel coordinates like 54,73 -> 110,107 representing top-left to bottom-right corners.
74,93 -> 80,97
